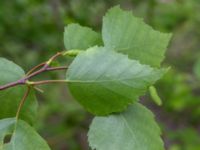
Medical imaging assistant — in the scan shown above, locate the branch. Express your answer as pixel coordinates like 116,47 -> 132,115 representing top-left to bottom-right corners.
0,49 -> 81,91
0,79 -> 26,90
0,52 -> 67,91
0,66 -> 68,91
26,62 -> 46,76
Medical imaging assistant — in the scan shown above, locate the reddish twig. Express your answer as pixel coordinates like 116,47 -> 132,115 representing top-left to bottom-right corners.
0,52 -> 67,91
26,62 -> 46,76
0,79 -> 26,90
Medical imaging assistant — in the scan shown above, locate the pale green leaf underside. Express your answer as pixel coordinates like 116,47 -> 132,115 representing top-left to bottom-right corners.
88,103 -> 164,150
64,23 -> 102,50
103,6 -> 172,67
66,47 -> 166,115
0,118 -> 50,150
0,58 -> 38,125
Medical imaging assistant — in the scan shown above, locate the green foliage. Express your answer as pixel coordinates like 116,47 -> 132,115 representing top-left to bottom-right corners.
152,0 -> 198,31
0,58 -> 37,125
0,0 -> 200,149
102,6 -> 171,67
193,58 -> 200,80
168,128 -> 200,150
0,6 -> 171,150
158,69 -> 200,113
0,0 -> 63,68
88,103 -> 164,150
67,47 -> 165,115
0,118 -> 50,150
64,23 -> 102,50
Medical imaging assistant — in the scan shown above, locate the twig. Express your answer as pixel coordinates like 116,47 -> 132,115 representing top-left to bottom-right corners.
34,86 -> 44,93
0,66 -> 67,91
16,87 -> 31,120
0,52 -> 67,91
26,62 -> 46,76
46,66 -> 68,71
0,79 -> 25,90
26,52 -> 63,79
0,49 -> 82,91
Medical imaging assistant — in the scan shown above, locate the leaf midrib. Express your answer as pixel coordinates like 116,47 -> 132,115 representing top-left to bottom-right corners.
120,114 -> 139,149
67,74 -> 151,84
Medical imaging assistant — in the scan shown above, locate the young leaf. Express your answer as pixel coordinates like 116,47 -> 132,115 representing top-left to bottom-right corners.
66,47 -> 166,115
64,23 -> 102,50
0,58 -> 38,125
102,6 -> 172,67
88,103 -> 164,150
0,118 -> 50,150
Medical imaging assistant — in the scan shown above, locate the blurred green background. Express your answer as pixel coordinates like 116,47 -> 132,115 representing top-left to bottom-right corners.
0,0 -> 200,149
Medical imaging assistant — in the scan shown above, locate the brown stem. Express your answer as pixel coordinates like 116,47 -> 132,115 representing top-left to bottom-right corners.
26,52 -> 63,78
26,62 -> 46,76
0,79 -> 25,90
0,51 -> 67,91
0,66 -> 68,91
26,66 -> 68,79
16,87 -> 31,120
45,52 -> 62,66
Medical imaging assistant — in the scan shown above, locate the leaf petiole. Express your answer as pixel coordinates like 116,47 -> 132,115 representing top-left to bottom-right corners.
16,87 -> 31,120
46,52 -> 63,66
25,62 -> 46,76
27,80 -> 68,86
62,49 -> 83,57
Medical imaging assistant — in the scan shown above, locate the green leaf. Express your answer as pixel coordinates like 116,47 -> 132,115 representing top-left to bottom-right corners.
64,23 -> 102,50
0,58 -> 38,125
0,118 -> 50,150
149,86 -> 162,106
66,47 -> 166,115
88,103 -> 164,150
102,6 -> 172,67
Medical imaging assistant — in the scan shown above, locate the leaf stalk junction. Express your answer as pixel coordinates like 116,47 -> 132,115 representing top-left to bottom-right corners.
0,49 -> 82,120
